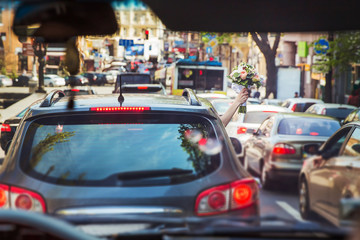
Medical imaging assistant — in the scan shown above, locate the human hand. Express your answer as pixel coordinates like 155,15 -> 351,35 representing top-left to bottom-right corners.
234,88 -> 249,105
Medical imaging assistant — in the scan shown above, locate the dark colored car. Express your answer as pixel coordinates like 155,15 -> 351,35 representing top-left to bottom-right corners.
82,72 -> 97,85
0,89 -> 259,219
63,87 -> 96,96
114,83 -> 166,94
114,73 -> 152,92
0,108 -> 28,151
299,122 -> 360,226
243,113 -> 341,189
94,73 -> 107,85
65,75 -> 89,86
13,74 -> 31,87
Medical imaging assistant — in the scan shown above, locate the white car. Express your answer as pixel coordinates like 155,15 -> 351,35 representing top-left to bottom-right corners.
226,104 -> 292,161
281,98 -> 324,112
305,103 -> 356,121
0,75 -> 12,87
197,93 -> 230,101
44,74 -> 66,87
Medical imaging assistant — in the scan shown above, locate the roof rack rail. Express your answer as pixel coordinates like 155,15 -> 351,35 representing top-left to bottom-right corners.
182,88 -> 201,106
40,90 -> 65,107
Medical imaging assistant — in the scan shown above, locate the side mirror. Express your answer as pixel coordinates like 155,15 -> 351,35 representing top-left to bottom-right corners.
303,143 -> 320,155
230,137 -> 242,154
5,141 -> 11,155
340,120 -> 345,125
253,130 -> 261,136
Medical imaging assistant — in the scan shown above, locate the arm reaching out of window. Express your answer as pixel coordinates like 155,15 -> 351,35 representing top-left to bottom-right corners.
220,88 -> 249,127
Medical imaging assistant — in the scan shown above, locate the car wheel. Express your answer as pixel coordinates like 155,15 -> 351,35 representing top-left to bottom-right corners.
260,162 -> 272,190
49,82 -> 54,87
299,178 -> 316,220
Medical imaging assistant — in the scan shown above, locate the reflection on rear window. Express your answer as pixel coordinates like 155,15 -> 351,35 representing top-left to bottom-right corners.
20,114 -> 221,186
244,112 -> 275,124
277,118 -> 340,136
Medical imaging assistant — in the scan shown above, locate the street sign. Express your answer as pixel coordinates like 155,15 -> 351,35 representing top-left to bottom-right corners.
314,39 -> 329,55
206,47 -> 213,54
119,39 -> 134,47
22,43 -> 34,56
209,39 -> 218,48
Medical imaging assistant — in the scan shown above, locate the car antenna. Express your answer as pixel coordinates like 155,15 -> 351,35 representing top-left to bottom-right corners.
118,77 -> 124,107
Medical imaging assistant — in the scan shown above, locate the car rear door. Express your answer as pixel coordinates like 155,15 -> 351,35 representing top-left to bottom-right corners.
308,126 -> 353,217
327,126 -> 360,219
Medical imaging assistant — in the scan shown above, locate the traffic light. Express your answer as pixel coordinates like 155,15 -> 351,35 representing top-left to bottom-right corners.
145,30 -> 149,40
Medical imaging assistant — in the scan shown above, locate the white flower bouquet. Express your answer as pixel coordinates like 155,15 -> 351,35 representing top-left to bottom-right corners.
227,62 -> 264,113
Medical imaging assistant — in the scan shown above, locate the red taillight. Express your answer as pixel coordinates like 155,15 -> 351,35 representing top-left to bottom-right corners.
262,111 -> 278,113
1,124 -> 11,132
310,132 -> 319,136
208,192 -> 226,210
0,185 -> 46,213
195,178 -> 258,216
291,104 -> 297,112
137,86 -> 148,90
0,185 -> 9,208
273,143 -> 296,155
237,126 -> 247,134
71,89 -> 80,92
15,194 -> 33,210
90,107 -> 150,112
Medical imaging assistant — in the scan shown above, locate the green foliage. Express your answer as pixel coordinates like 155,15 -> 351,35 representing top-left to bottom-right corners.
312,32 -> 360,73
1,67 -> 6,75
7,69 -> 18,80
201,32 -> 233,44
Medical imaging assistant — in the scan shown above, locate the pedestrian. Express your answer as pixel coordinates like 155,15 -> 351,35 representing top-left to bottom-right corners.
348,89 -> 360,107
220,88 -> 249,127
294,92 -> 299,98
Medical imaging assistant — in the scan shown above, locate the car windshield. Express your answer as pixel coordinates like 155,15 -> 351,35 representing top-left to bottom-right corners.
1,0 -> 360,238
278,118 -> 340,136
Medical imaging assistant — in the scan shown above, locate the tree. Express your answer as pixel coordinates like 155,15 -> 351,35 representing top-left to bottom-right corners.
250,32 -> 281,98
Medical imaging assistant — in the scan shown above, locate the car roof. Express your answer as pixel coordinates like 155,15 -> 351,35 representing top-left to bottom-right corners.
310,103 -> 357,109
246,104 -> 292,112
276,112 -> 339,120
284,98 -> 324,103
27,93 -> 217,118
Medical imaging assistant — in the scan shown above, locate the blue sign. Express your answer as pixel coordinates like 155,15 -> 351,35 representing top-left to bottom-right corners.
314,39 -> 329,55
125,44 -> 144,56
119,39 -> 134,47
206,47 -> 213,54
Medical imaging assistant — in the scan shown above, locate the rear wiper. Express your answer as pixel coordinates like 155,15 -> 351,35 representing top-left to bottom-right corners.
116,169 -> 194,180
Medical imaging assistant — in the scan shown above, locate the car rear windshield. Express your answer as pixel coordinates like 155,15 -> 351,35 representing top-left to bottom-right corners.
244,111 -> 276,124
277,117 -> 340,136
115,75 -> 151,91
325,108 -> 354,119
294,102 -> 317,112
20,114 -> 221,186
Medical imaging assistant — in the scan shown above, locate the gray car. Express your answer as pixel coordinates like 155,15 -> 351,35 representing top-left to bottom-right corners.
243,113 -> 341,189
0,89 -> 259,219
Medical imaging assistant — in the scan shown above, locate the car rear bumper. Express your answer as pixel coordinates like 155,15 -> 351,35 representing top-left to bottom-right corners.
266,161 -> 302,181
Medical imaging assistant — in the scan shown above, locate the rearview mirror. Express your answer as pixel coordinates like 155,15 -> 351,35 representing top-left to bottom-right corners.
13,1 -> 118,42
303,143 -> 320,155
230,137 -> 242,155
